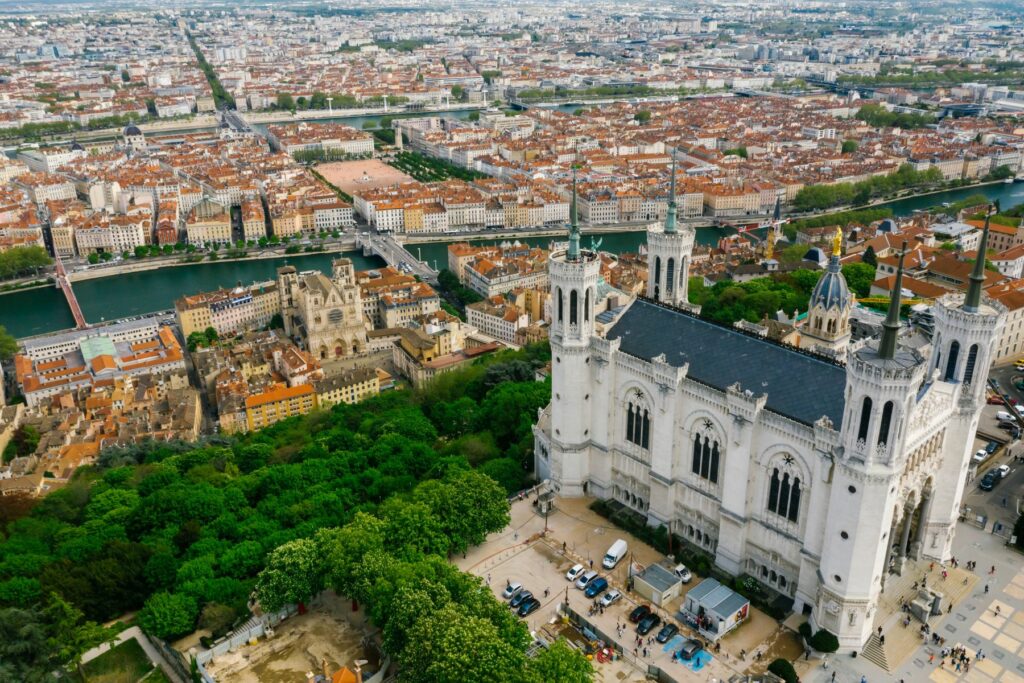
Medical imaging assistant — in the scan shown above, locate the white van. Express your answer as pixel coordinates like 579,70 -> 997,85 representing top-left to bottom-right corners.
996,411 -> 1015,422
602,539 -> 628,569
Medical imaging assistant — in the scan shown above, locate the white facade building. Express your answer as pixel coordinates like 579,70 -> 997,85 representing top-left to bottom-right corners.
535,202 -> 1005,651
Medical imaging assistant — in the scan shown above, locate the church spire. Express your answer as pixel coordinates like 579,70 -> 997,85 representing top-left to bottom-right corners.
878,240 -> 908,360
964,205 -> 992,313
567,167 -> 581,262
665,154 -> 678,235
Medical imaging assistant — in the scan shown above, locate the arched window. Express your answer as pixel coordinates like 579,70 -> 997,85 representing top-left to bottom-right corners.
768,468 -> 780,513
692,430 -> 722,484
653,257 -> 661,296
964,344 -> 979,385
584,288 -> 591,322
710,442 -> 720,484
788,478 -> 801,522
625,400 -> 650,449
666,257 -> 675,295
778,473 -> 791,518
767,466 -> 802,522
945,340 -> 960,382
878,401 -> 894,446
857,396 -> 872,442
569,289 -> 578,326
557,287 -> 563,322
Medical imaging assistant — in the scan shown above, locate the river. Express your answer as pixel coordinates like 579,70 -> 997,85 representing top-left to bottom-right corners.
3,180 -> 1023,340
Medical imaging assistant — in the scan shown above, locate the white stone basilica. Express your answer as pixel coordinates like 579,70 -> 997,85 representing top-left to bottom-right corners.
534,179 -> 1005,649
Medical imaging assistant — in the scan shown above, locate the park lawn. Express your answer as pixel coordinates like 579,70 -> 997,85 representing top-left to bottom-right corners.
79,639 -> 155,683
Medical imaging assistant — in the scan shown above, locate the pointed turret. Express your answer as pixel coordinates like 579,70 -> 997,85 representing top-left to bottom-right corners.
665,155 -> 678,235
963,206 -> 992,313
878,240 -> 908,360
773,197 -> 781,223
567,167 -> 581,262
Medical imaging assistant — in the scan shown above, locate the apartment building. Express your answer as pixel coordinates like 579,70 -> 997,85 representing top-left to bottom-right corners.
175,282 -> 280,338
466,298 -> 530,346
313,367 -> 380,407
244,383 -> 318,431
185,197 -> 232,245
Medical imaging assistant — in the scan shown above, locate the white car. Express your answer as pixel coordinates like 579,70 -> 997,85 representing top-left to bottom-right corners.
565,563 -> 585,582
973,449 -> 988,464
673,564 -> 693,583
502,582 -> 523,600
996,464 -> 1011,478
599,589 -> 622,607
575,570 -> 598,590
996,411 -> 1015,422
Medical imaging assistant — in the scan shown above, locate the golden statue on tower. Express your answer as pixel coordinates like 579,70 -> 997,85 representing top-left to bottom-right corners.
832,226 -> 843,257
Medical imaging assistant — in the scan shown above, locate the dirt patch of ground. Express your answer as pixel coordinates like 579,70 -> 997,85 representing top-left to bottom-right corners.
203,594 -> 379,683
317,159 -> 414,195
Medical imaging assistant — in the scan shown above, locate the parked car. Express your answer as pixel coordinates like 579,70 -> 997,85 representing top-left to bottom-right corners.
673,564 -> 693,583
510,590 -> 533,609
599,590 -> 622,607
655,622 -> 680,643
502,582 -> 523,600
575,570 -> 598,590
988,394 -> 1004,405
973,449 -> 989,464
996,411 -> 1015,422
584,577 -> 608,598
996,464 -> 1011,477
986,441 -> 999,454
979,470 -> 1002,491
629,605 -> 652,623
517,597 -> 541,617
565,564 -> 585,582
637,613 -> 662,635
678,639 -> 703,661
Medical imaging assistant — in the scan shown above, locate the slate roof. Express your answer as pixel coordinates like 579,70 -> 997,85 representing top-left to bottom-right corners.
606,298 -> 846,427
810,255 -> 851,311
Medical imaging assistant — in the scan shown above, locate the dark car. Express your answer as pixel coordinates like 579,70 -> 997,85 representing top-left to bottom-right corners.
584,577 -> 608,598
678,639 -> 703,660
510,590 -> 533,609
629,605 -> 651,623
637,612 -> 662,635
655,622 -> 679,643
986,441 -> 999,454
979,471 -> 1002,491
517,597 -> 541,617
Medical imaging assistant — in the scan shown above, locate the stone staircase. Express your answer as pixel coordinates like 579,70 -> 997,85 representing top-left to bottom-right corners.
860,633 -> 891,672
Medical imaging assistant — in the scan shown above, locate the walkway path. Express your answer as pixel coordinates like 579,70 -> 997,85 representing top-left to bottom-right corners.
80,626 -> 186,683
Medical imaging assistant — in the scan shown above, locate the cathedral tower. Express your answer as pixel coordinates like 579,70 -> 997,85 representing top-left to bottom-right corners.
818,244 -> 927,648
646,157 -> 696,307
547,170 -> 600,495
801,227 -> 854,359
924,209 -> 1005,560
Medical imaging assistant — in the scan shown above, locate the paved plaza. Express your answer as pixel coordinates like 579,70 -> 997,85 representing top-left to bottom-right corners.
456,495 -> 802,682
806,522 -> 1024,683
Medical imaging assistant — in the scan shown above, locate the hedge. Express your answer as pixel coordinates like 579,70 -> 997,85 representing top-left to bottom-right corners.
768,658 -> 798,683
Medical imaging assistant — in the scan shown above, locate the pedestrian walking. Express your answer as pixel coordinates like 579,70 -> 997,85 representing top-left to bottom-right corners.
985,583 -> 990,593
589,559 -> 594,569
831,672 -> 836,683
880,634 -> 886,646
929,653 -> 935,664
486,574 -> 491,586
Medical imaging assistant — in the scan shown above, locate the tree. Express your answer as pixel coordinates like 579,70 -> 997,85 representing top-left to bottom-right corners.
42,593 -> 115,667
861,245 -> 878,266
198,602 -> 236,638
526,639 -> 594,683
0,325 -> 16,361
841,262 -> 876,299
451,85 -> 464,100
399,604 -> 526,683
138,591 -> 198,640
0,607 -> 52,682
134,245 -> 148,259
468,111 -> 480,121
634,110 -> 652,123
254,538 -> 324,611
841,139 -> 859,154
768,658 -> 798,683
204,327 -> 218,344
276,93 -> 295,111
